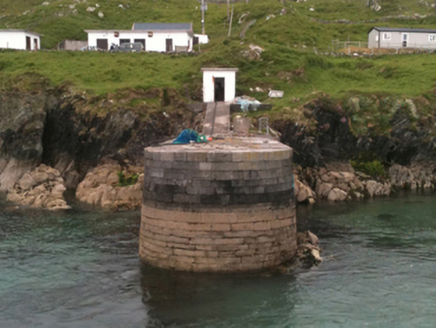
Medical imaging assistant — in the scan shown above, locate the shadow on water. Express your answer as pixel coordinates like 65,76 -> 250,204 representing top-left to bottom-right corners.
140,263 -> 300,328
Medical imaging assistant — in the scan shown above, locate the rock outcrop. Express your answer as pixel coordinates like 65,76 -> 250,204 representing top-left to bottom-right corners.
296,231 -> 322,265
389,163 -> 435,190
76,164 -> 144,209
0,88 -> 54,191
294,165 -> 391,204
294,177 -> 316,204
7,164 -> 70,210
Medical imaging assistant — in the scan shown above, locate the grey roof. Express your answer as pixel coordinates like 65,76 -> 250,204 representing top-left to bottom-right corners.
132,23 -> 192,31
0,29 -> 41,36
201,68 -> 239,72
371,27 -> 436,34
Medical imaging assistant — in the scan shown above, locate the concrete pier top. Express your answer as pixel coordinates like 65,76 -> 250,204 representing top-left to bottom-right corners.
145,136 -> 292,158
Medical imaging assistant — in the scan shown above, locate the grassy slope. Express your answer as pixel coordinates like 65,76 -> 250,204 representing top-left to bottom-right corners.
1,0 -> 436,107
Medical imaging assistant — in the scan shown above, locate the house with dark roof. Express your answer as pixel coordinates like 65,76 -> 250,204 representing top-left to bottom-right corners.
0,30 -> 41,51
368,27 -> 436,49
85,23 -> 194,52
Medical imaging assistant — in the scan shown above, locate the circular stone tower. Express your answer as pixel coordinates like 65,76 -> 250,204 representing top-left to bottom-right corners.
139,137 -> 296,272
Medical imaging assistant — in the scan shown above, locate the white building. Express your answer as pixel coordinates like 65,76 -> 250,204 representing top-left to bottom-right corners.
0,30 -> 41,51
202,68 -> 238,103
194,34 -> 209,45
85,23 -> 194,52
368,27 -> 436,49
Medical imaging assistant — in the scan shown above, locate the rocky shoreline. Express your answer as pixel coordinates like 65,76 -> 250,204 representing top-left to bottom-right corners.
1,85 -> 436,210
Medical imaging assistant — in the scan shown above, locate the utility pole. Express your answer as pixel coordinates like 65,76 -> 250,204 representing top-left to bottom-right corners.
227,0 -> 230,23
228,5 -> 234,37
201,0 -> 206,34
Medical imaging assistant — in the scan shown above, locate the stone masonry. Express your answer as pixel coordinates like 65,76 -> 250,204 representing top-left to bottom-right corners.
140,137 -> 297,272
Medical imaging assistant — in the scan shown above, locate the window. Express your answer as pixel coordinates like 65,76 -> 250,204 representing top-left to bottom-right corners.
119,39 -> 130,45
429,34 -> 436,42
382,33 -> 391,41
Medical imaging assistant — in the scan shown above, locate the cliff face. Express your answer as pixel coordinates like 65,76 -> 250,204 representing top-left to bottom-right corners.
0,91 -> 51,191
273,98 -> 436,168
0,87 -> 196,191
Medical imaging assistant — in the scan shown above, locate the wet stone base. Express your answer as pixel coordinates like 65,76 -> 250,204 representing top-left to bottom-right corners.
140,204 -> 297,272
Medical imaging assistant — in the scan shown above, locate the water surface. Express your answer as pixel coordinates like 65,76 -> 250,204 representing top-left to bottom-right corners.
1,193 -> 436,327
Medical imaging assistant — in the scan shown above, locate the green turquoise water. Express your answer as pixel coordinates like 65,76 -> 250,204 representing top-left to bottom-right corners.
1,193 -> 436,327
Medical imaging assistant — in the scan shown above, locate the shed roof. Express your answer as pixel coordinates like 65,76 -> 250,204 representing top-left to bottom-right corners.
370,27 -> 436,34
0,29 -> 41,37
132,23 -> 192,31
201,68 -> 239,72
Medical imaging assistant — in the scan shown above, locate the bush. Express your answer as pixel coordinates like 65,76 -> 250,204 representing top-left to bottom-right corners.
117,171 -> 139,187
350,159 -> 385,178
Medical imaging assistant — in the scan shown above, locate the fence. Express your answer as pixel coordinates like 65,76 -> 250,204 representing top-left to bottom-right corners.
331,40 -> 436,55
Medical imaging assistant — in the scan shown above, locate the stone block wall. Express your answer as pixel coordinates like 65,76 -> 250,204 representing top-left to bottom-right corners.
140,139 -> 297,272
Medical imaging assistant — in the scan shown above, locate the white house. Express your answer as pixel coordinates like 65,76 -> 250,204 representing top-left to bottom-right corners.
368,27 -> 436,49
85,23 -> 195,52
0,30 -> 41,51
202,68 -> 238,103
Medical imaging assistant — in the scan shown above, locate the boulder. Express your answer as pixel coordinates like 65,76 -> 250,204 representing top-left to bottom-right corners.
7,164 -> 70,210
327,188 -> 347,202
18,173 -> 38,190
315,182 -> 333,198
76,165 -> 143,209
296,231 -> 322,265
294,178 -> 315,203
330,171 -> 354,184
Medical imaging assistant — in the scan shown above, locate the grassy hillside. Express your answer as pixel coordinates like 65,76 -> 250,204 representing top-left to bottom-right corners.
2,0 -> 436,49
1,0 -> 436,110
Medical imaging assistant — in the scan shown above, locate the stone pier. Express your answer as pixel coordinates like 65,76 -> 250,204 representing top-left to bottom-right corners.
140,137 -> 296,272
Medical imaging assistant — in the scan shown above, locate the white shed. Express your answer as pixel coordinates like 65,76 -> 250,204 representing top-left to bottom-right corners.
0,30 -> 41,51
85,23 -> 194,52
201,68 -> 238,103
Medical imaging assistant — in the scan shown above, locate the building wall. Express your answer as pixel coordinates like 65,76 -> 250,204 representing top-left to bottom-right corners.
59,40 -> 88,51
87,31 -> 193,52
0,32 -> 40,50
203,71 -> 237,103
194,34 -> 209,44
370,30 -> 436,49
368,29 -> 379,49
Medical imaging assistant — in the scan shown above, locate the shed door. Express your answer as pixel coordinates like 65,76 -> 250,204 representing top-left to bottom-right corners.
134,39 -> 145,51
26,37 -> 31,51
166,39 -> 173,52
34,38 -> 38,50
193,36 -> 199,45
214,78 -> 225,102
97,39 -> 108,51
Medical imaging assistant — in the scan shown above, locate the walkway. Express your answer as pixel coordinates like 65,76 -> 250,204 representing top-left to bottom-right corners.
202,102 -> 230,136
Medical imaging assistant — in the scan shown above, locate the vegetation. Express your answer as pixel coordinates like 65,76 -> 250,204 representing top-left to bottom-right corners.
350,159 -> 386,178
117,171 -> 139,187
1,0 -> 436,112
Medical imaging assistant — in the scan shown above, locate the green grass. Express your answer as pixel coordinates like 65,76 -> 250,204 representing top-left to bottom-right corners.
1,0 -> 436,108
1,48 -> 436,101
